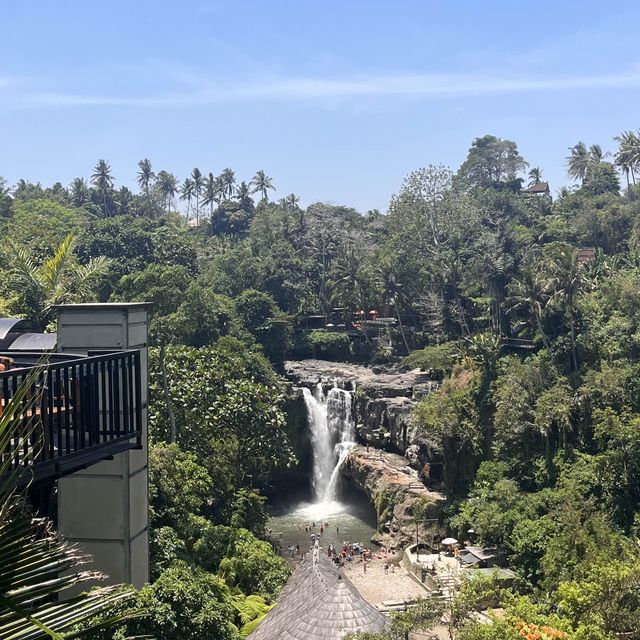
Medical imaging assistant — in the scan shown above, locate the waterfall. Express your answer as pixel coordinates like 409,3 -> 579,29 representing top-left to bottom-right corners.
300,382 -> 356,504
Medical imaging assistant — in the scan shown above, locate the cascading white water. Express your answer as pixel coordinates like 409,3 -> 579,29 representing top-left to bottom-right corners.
300,382 -> 356,505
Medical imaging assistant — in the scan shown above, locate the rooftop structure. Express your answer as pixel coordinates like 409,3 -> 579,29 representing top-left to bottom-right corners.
521,181 -> 550,196
249,545 -> 389,640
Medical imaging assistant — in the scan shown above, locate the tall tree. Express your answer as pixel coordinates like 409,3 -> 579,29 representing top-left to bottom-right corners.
528,167 -> 543,185
220,168 -> 236,199
202,172 -> 217,217
457,135 -> 528,188
137,158 -> 155,195
250,170 -> 275,201
191,167 -> 203,226
180,178 -> 195,220
157,171 -> 178,214
614,130 -> 640,187
70,177 -> 90,206
90,159 -> 115,216
566,142 -> 590,184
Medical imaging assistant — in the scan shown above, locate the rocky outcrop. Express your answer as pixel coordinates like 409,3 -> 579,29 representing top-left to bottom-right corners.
341,445 -> 445,550
284,359 -> 438,456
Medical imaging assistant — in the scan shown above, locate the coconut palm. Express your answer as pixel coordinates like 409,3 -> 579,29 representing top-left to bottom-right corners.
191,167 -> 203,225
202,172 -> 217,217
90,159 -> 114,216
6,234 -> 110,330
236,181 -> 253,207
540,246 -> 588,372
279,193 -> 300,212
220,168 -> 236,199
589,144 -> 606,163
156,170 -> 178,214
566,142 -> 590,184
180,177 -> 195,220
614,130 -> 640,187
250,170 -> 275,201
505,263 -> 551,350
70,177 -> 90,206
376,256 -> 411,354
137,158 -> 155,196
527,167 -> 543,186
0,371 -> 136,639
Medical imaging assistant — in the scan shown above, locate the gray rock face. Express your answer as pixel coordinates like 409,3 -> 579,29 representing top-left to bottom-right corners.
341,445 -> 445,549
284,359 -> 438,456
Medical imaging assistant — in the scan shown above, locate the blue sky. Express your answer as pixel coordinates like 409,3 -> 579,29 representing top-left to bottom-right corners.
2,0 -> 639,211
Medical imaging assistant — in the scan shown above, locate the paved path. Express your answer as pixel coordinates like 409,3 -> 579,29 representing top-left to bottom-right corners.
342,555 -> 430,607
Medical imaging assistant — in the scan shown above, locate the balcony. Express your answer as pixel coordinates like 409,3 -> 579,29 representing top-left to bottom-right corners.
0,349 -> 143,484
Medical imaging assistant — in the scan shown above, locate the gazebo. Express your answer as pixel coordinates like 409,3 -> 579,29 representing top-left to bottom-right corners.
249,545 -> 390,639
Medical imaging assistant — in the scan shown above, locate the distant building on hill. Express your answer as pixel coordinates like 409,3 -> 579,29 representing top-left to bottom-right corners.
520,181 -> 551,197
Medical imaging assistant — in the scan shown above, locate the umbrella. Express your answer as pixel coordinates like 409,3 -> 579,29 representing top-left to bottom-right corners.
441,537 -> 458,546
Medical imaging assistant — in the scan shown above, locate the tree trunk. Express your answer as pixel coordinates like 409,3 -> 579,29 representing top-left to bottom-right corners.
396,303 -> 410,355
535,314 -> 551,350
569,316 -> 578,372
159,343 -> 176,443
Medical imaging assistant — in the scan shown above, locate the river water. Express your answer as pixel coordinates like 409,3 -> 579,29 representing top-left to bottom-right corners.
268,381 -> 377,555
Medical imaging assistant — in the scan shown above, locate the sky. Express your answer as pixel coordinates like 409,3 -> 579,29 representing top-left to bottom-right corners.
1,0 -> 640,212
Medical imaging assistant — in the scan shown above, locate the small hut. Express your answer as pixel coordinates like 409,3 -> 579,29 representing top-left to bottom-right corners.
249,545 -> 389,639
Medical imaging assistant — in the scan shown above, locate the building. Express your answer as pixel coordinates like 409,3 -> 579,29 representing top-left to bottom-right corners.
249,545 -> 389,639
520,181 -> 550,196
0,303 -> 150,590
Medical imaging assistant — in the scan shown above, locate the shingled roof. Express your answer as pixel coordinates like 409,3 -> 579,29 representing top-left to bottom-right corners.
249,545 -> 390,640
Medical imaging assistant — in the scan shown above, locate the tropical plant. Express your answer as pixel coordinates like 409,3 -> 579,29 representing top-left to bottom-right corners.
566,142 -> 590,184
180,177 -> 195,220
527,167 -> 543,186
6,233 -> 110,329
156,170 -> 178,214
0,370 -> 136,639
220,168 -> 236,199
250,170 -> 275,201
137,158 -> 155,195
69,177 -> 91,207
191,167 -> 203,225
90,159 -> 114,216
613,130 -> 640,187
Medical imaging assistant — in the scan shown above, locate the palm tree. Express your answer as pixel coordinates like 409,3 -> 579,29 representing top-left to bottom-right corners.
70,177 -> 90,206
191,167 -> 203,225
236,181 -> 253,207
614,130 -> 640,187
540,246 -> 588,372
376,256 -> 411,354
566,142 -> 590,184
137,158 -> 155,195
156,170 -> 178,214
180,177 -> 195,220
527,167 -> 543,186
505,264 -> 551,349
90,159 -> 114,216
589,144 -> 606,162
202,172 -> 217,217
7,234 -> 110,330
220,168 -> 236,199
279,193 -> 300,212
250,170 -> 275,201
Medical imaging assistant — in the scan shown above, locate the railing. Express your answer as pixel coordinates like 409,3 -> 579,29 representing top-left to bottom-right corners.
0,350 -> 142,480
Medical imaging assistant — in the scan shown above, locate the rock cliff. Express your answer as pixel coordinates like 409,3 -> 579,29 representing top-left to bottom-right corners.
284,359 -> 438,455
341,445 -> 445,549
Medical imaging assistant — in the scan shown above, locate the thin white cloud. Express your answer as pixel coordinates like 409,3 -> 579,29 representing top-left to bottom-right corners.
11,69 -> 640,108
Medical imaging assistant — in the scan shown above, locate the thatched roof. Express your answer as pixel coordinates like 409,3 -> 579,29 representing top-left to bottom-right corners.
249,545 -> 390,639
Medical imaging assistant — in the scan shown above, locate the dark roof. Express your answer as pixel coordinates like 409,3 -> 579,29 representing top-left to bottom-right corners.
0,318 -> 36,340
460,546 -> 498,561
249,546 -> 389,640
521,181 -> 550,194
7,333 -> 57,351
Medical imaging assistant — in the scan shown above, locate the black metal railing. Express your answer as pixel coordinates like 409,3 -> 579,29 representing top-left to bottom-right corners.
0,350 -> 142,480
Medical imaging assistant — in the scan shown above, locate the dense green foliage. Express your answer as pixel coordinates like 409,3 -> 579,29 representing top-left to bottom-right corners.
3,134 -> 640,638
